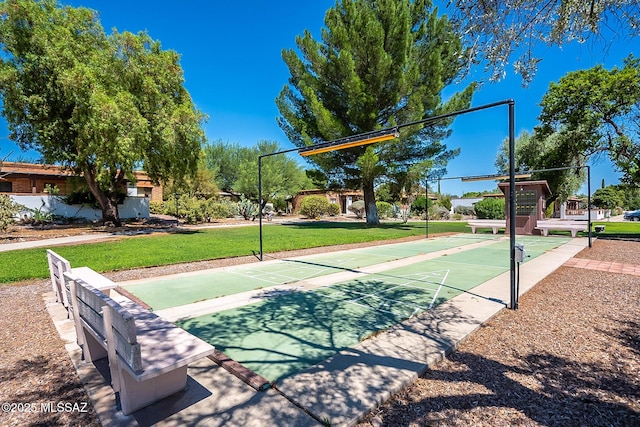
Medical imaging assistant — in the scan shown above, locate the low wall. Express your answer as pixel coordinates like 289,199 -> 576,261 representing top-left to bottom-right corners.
10,195 -> 150,221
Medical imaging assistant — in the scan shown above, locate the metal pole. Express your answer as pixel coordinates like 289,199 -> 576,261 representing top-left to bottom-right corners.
258,156 -> 263,261
425,177 -> 429,239
587,165 -> 592,248
508,100 -> 517,310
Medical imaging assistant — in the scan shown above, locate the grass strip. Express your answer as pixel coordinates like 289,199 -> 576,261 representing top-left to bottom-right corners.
0,221 -> 468,284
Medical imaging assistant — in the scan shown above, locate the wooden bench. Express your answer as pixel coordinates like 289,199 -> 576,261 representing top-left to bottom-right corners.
535,221 -> 587,238
63,270 -> 215,415
46,249 -> 116,311
467,220 -> 506,234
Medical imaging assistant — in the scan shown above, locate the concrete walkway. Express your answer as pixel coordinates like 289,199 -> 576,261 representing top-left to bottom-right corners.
0,233 -> 115,252
45,236 -> 589,427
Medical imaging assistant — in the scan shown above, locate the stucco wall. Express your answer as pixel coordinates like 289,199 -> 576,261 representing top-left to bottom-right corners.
10,195 -> 150,221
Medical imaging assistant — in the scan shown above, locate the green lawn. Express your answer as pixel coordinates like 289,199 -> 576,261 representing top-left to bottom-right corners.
589,221 -> 640,238
0,221 -> 468,284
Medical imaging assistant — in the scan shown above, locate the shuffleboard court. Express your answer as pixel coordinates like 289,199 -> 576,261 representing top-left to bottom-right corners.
176,236 -> 569,382
121,233 -> 500,310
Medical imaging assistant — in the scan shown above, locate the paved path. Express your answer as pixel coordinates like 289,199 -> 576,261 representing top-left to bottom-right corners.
564,257 -> 640,276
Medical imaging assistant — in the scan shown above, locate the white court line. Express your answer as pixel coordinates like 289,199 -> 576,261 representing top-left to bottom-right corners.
428,258 -> 506,270
428,269 -> 450,309
320,270 -> 449,316
231,257 -> 362,285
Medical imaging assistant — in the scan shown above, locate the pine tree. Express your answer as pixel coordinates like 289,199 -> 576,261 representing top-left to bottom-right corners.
277,0 -> 474,224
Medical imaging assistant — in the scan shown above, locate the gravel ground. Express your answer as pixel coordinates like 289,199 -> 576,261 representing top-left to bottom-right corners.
0,236 -> 638,427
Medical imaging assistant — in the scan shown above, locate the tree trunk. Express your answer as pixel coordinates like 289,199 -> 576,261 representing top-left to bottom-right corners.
83,169 -> 122,227
363,177 -> 380,225
99,196 -> 121,227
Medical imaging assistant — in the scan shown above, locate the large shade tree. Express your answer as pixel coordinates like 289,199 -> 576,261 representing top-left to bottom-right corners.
203,140 -> 310,204
495,130 -> 585,204
536,56 -> 640,185
0,0 -> 205,225
277,0 -> 475,225
447,0 -> 640,83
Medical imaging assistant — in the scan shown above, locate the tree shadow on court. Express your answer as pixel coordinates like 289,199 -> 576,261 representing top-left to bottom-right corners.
368,319 -> 640,427
177,278 -> 450,383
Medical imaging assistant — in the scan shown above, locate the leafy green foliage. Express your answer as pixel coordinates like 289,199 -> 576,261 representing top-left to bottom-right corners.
495,130 -> 584,203
375,201 -> 393,219
348,200 -> 366,219
615,184 -> 640,210
327,203 -> 341,217
277,0 -> 474,224
299,195 -> 330,219
203,140 -> 310,203
0,194 -> 20,232
474,198 -> 505,219
592,186 -> 623,210
536,56 -> 640,185
449,0 -> 640,83
411,196 -> 432,216
0,0 -> 205,225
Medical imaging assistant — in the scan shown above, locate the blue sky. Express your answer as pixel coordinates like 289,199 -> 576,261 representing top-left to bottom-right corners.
1,0 -> 637,196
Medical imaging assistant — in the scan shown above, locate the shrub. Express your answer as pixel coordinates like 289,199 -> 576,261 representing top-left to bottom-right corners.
411,196 -> 431,216
454,205 -> 475,216
0,195 -> 21,233
149,200 -> 164,214
429,205 -> 450,220
204,199 -> 236,220
237,195 -> 258,220
453,213 -> 463,221
474,197 -> 505,219
299,195 -> 330,219
348,200 -> 366,219
271,196 -> 288,214
376,201 -> 393,219
327,203 -> 341,216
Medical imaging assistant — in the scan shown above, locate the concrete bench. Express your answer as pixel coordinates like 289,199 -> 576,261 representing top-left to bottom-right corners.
535,222 -> 587,238
467,220 -> 506,234
46,249 -> 116,311
63,270 -> 215,415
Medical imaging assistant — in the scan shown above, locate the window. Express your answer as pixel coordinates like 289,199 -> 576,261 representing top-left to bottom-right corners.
0,182 -> 12,192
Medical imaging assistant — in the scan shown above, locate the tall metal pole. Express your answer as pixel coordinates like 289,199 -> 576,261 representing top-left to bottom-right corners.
425,177 -> 429,239
508,100 -> 517,310
587,165 -> 592,248
258,156 -> 263,261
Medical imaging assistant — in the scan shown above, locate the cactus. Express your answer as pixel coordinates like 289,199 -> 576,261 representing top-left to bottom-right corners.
237,195 -> 258,220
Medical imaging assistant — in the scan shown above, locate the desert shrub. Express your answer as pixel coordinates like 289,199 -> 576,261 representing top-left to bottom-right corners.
429,205 -> 450,220
237,195 -> 258,220
411,196 -> 432,216
149,200 -> 164,214
376,201 -> 393,219
454,205 -> 475,216
271,196 -> 288,213
0,195 -> 21,232
204,199 -> 236,220
437,194 -> 452,211
299,195 -> 330,219
474,197 -> 505,219
327,203 -> 341,216
348,200 -> 366,219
